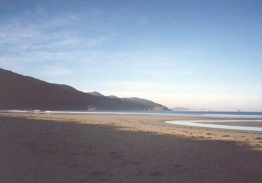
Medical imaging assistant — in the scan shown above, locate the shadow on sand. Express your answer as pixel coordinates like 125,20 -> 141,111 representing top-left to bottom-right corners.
0,115 -> 262,183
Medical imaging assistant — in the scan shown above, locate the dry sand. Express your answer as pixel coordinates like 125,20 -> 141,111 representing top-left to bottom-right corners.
1,113 -> 262,183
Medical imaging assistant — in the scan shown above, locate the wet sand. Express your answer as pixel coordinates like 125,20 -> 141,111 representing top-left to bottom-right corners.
1,113 -> 262,183
202,121 -> 262,127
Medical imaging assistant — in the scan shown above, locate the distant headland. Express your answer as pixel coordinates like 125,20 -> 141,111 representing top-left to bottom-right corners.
0,68 -> 169,111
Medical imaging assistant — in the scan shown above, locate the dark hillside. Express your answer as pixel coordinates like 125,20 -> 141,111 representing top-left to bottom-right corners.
0,68 -> 169,111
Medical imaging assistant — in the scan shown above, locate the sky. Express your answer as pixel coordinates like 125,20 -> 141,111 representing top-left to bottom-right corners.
0,0 -> 261,111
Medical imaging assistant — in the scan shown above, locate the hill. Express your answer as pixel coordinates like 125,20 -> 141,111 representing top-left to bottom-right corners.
122,97 -> 161,107
87,91 -> 105,97
88,93 -> 167,111
0,68 -> 169,111
108,95 -> 118,99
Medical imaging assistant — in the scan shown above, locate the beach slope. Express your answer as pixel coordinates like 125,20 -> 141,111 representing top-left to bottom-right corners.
1,113 -> 262,183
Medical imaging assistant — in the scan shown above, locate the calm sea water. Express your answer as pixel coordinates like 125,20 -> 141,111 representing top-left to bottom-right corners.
1,110 -> 262,131
1,110 -> 262,118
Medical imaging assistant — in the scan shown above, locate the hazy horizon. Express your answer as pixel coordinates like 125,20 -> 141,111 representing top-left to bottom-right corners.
0,0 -> 261,112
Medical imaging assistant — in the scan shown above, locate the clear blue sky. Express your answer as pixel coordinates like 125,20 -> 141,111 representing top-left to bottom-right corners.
0,0 -> 261,111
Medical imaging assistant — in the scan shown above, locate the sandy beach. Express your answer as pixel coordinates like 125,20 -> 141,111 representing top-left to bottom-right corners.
1,113 -> 262,183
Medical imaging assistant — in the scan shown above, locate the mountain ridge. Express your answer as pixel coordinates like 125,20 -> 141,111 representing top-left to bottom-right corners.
0,68 -> 169,111
88,92 -> 163,108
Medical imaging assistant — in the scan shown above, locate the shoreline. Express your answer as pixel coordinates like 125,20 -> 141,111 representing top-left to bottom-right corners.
165,119 -> 262,132
200,121 -> 262,127
1,113 -> 262,182
1,112 -> 262,148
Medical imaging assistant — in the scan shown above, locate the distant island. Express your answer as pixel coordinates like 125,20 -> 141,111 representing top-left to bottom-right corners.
0,68 -> 169,111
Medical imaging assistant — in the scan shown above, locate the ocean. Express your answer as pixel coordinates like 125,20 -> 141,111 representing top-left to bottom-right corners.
1,110 -> 262,131
1,110 -> 262,118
